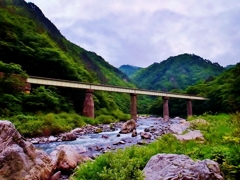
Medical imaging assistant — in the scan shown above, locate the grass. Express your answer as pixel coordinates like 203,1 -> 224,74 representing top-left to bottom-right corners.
71,113 -> 240,180
6,111 -> 130,137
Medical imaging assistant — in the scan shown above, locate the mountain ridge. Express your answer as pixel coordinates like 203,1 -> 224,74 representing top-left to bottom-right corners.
130,53 -> 225,91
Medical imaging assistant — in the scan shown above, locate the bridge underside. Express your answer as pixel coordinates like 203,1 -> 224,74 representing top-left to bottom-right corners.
82,89 -> 193,121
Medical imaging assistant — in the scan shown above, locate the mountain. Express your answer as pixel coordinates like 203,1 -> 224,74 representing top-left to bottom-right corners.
118,65 -> 142,77
130,53 -> 225,91
185,62 -> 240,114
225,64 -> 236,70
0,0 -> 135,115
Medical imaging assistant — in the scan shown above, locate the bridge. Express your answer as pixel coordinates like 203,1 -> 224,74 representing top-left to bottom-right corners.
26,76 -> 208,121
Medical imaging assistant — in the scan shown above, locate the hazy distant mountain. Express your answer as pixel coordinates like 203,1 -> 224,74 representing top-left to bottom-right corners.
130,53 -> 225,91
225,64 -> 236,70
118,65 -> 142,77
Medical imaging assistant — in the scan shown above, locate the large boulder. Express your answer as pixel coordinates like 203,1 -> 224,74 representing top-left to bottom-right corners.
119,119 -> 137,134
0,120 -> 54,180
169,121 -> 190,134
143,154 -> 223,180
50,145 -> 87,174
174,130 -> 204,141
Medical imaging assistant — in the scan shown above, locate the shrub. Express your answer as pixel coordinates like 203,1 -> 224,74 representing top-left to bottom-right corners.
72,113 -> 240,180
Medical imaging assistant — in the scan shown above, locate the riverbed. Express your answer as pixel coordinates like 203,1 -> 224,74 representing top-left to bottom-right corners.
34,117 -> 180,157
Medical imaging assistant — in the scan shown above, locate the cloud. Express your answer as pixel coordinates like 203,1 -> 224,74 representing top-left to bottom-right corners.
28,0 -> 240,67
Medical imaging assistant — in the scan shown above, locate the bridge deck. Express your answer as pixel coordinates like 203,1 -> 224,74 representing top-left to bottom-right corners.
27,76 -> 208,100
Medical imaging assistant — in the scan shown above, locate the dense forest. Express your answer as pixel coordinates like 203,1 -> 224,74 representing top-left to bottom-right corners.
130,53 -> 225,91
0,0 -> 136,118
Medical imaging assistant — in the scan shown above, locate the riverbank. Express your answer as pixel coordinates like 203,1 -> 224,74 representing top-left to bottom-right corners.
71,113 -> 240,180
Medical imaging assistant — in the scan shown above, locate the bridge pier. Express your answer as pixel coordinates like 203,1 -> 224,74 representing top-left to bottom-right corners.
83,89 -> 94,118
162,96 -> 169,121
187,99 -> 193,118
130,93 -> 137,121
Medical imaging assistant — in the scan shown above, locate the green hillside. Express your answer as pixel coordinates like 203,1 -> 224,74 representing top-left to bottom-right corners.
185,62 -> 240,114
118,64 -> 142,77
131,53 -> 225,91
0,0 -> 135,116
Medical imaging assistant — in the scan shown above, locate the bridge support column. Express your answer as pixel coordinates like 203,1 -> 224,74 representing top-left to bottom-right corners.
83,89 -> 94,118
187,99 -> 193,118
130,93 -> 137,121
162,96 -> 169,121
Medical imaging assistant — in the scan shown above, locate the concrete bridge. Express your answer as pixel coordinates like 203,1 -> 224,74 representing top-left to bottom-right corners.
26,76 -> 208,121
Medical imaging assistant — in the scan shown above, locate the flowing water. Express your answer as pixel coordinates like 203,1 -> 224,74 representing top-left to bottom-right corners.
34,118 -> 177,155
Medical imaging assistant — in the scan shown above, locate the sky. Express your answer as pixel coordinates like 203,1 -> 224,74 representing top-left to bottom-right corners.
27,0 -> 240,68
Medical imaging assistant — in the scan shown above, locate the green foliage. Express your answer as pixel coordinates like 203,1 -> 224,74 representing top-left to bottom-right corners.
22,86 -> 74,113
0,1 -> 135,116
72,113 -> 240,180
118,64 -> 142,77
186,63 -> 240,114
9,112 -> 92,137
131,54 -> 224,91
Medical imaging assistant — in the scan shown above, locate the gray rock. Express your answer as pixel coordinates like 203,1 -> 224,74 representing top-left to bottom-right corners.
50,145 -> 86,173
61,132 -> 77,141
169,121 -> 190,134
140,132 -> 152,139
119,119 -> 137,134
0,120 -> 54,180
174,130 -> 204,141
143,154 -> 223,180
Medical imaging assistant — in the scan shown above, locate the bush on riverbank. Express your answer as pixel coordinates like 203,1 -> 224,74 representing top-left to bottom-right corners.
71,113 -> 240,180
8,111 -> 130,137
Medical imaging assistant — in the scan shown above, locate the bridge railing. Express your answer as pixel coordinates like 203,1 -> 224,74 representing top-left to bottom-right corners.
28,76 -> 208,100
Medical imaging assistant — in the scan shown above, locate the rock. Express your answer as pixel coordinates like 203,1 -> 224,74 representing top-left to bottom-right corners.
174,130 -> 204,141
0,120 -> 54,180
31,140 -> 39,144
50,145 -> 84,174
137,140 -> 148,145
102,134 -> 109,139
49,136 -> 58,142
70,128 -> 84,135
51,171 -> 61,180
119,119 -> 137,134
144,128 -> 150,132
140,132 -> 152,139
61,132 -> 77,141
119,140 -> 125,144
190,119 -> 210,129
94,128 -> 103,133
113,142 -> 119,145
132,129 -> 138,137
169,121 -> 190,134
143,154 -> 223,180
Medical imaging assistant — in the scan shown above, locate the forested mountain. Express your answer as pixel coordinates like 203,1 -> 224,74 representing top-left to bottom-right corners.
0,0 -> 135,116
131,54 -> 225,91
185,62 -> 240,114
118,64 -> 142,77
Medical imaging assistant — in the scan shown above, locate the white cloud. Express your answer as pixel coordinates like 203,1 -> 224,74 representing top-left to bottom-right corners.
28,0 -> 240,67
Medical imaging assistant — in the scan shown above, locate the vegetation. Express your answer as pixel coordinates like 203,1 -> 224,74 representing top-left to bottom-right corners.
118,64 -> 142,77
8,112 -> 129,137
147,62 -> 240,117
71,113 -> 240,180
0,0 -> 135,117
130,53 -> 225,91
185,62 -> 240,115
